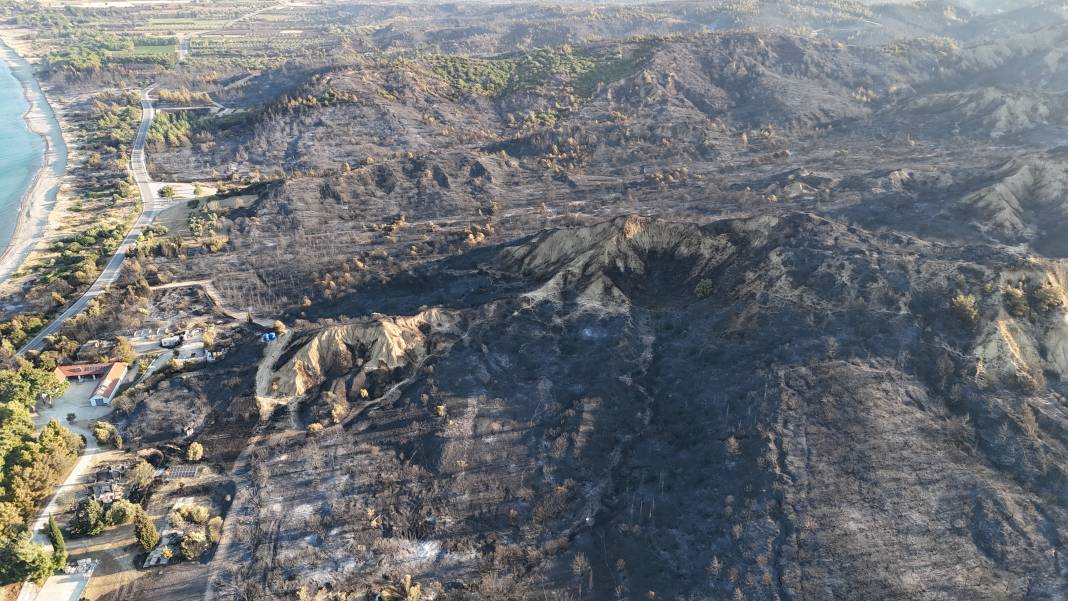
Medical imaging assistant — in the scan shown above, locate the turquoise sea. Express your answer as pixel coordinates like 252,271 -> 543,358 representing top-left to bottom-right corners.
0,44 -> 64,263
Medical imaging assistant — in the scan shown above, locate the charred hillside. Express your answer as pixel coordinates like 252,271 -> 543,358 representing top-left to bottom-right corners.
149,31 -> 945,179
145,26 -> 1068,325
207,214 -> 1068,601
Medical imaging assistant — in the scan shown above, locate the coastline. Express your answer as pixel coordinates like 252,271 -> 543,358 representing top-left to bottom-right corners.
0,39 -> 67,284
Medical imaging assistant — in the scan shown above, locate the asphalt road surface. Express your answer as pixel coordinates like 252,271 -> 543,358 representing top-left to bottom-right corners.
17,86 -> 159,356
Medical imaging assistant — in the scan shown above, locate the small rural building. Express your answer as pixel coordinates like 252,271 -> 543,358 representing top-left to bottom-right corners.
90,480 -> 125,504
54,363 -> 114,381
88,363 -> 127,406
54,362 -> 129,406
76,339 -> 115,362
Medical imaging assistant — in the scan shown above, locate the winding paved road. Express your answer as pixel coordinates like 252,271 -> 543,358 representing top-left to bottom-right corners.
17,85 -> 159,356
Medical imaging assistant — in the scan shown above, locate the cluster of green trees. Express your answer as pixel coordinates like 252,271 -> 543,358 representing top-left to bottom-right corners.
0,365 -> 83,584
92,421 -> 122,449
43,47 -> 105,72
38,223 -> 127,291
10,8 -> 73,29
68,497 -> 140,537
7,91 -> 148,361
425,54 -> 516,96
188,205 -> 219,238
4,90 -> 140,349
134,224 -> 183,259
94,105 -> 141,149
157,88 -> 212,105
425,44 -> 649,98
0,365 -> 80,520
279,89 -> 362,112
107,50 -> 177,68
41,31 -> 132,72
86,94 -> 140,172
147,110 -> 215,149
168,502 -> 221,560
54,226 -> 125,254
0,315 -> 46,358
41,30 -> 176,73
0,529 -> 55,585
55,263 -> 153,348
65,496 -> 163,568
69,497 -> 104,537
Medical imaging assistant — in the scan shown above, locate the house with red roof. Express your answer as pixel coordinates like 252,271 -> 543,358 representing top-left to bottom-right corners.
54,362 -> 129,406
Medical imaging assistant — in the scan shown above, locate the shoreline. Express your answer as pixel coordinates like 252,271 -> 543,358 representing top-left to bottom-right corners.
0,39 -> 67,284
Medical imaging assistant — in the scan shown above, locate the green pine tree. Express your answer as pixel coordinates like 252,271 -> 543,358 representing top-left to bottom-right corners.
133,510 -> 160,551
69,497 -> 105,538
0,531 -> 55,585
46,515 -> 66,570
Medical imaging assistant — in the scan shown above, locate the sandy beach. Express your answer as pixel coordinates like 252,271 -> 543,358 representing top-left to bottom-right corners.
0,39 -> 66,285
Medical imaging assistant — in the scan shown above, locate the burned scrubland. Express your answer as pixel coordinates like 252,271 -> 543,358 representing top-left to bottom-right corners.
205,215 -> 1068,600
125,20 -> 1068,599
141,22 -> 1068,324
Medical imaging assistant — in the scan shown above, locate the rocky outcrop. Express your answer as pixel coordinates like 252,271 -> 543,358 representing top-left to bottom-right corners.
263,308 -> 462,403
961,158 -> 1068,238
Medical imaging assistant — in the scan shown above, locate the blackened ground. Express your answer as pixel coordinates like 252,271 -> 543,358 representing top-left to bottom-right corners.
212,214 -> 1068,600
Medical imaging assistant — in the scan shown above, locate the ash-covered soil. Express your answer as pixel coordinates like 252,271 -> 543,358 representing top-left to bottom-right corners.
195,214 -> 1068,600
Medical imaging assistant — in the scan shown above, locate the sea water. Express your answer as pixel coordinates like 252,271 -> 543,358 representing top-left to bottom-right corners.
0,51 -> 44,255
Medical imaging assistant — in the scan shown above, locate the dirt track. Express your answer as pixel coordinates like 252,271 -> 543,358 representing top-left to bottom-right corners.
151,280 -> 274,327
